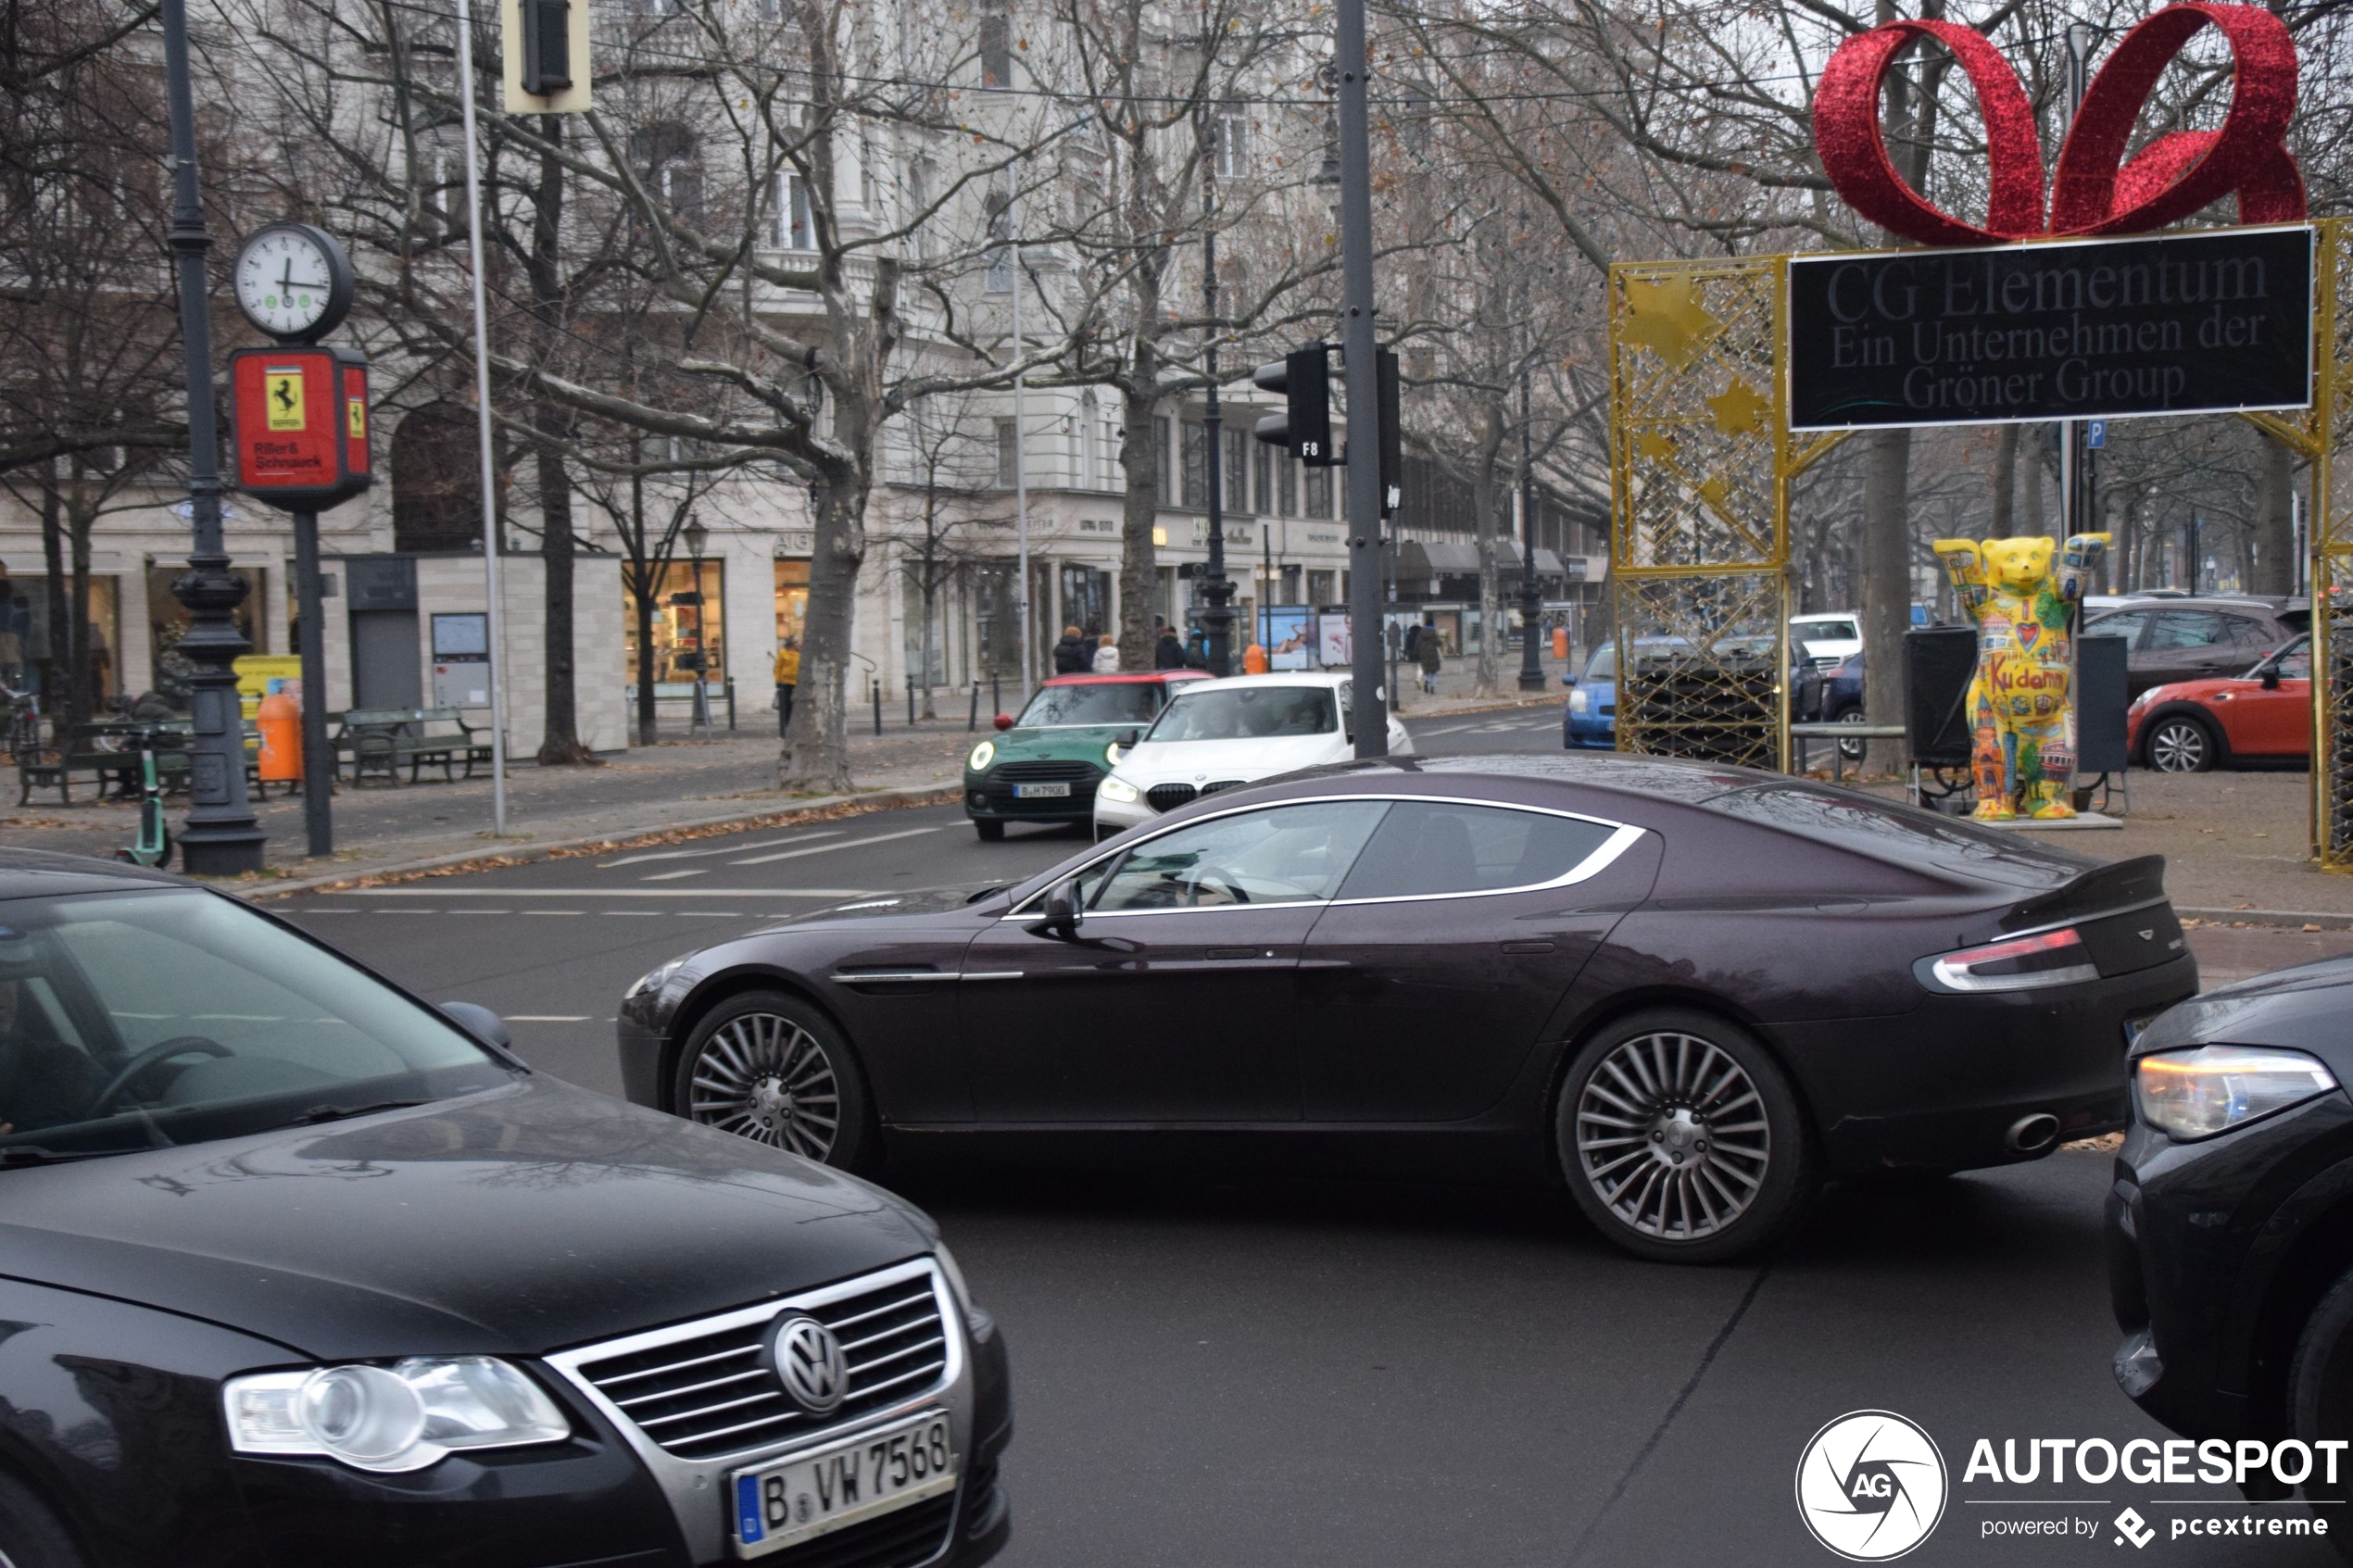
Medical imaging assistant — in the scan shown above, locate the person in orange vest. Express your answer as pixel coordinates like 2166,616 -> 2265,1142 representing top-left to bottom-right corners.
773,637 -> 799,735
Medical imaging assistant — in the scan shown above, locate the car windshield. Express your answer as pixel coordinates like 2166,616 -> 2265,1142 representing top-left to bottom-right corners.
0,889 -> 513,1159
1582,645 -> 1617,682
2250,637 -> 2311,680
1145,685 -> 1337,742
1799,620 -> 1858,641
1015,682 -> 1164,727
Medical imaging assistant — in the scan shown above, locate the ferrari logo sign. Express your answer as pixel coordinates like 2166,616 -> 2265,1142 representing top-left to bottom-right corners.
265,369 -> 306,432
347,396 -> 366,442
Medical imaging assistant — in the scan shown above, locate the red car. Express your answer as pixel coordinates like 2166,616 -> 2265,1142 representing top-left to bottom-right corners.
2126,633 -> 2309,772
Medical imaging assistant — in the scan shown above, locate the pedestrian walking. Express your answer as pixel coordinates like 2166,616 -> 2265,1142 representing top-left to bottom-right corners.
773,637 -> 799,735
1052,625 -> 1091,674
1416,617 -> 1442,695
1091,633 -> 1120,673
1154,625 -> 1186,669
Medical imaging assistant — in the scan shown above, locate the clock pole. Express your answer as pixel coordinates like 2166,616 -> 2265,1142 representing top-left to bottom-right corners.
160,0 -> 265,873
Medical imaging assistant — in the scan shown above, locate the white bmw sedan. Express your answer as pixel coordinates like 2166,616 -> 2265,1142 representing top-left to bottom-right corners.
1091,672 -> 1414,836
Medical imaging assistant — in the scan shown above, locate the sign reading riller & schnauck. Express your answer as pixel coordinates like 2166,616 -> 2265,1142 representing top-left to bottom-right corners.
1786,224 -> 2313,431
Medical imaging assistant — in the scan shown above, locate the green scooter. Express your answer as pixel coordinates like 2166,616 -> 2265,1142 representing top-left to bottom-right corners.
114,727 -> 172,870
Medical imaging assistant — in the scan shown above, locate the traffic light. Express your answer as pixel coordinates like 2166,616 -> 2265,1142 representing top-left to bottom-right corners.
519,0 -> 573,94
1375,346 -> 1401,517
1252,343 -> 1333,466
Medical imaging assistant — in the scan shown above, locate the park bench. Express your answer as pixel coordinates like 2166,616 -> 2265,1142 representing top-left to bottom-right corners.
624,678 -> 737,731
333,707 -> 494,786
13,721 -> 195,807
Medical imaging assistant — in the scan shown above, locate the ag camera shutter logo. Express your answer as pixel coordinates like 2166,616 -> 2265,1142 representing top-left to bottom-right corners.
1795,1410 -> 1949,1561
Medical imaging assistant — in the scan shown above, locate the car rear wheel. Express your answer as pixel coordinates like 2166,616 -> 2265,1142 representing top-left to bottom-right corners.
1832,706 -> 1868,763
973,818 -> 1006,842
2145,714 -> 2218,773
2289,1265 -> 2353,1554
1556,1008 -> 1815,1264
0,1473 -> 85,1568
673,991 -> 877,1173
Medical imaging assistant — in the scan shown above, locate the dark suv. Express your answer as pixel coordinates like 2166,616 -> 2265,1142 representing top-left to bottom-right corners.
2082,596 -> 2301,699
2109,956 -> 2353,1533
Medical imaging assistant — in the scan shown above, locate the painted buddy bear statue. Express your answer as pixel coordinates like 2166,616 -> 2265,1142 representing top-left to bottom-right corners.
1931,533 -> 2109,822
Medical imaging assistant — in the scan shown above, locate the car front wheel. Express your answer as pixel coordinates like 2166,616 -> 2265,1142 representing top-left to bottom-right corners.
2290,1265 -> 2353,1555
673,990 -> 877,1172
1556,1008 -> 1815,1263
2145,714 -> 2218,773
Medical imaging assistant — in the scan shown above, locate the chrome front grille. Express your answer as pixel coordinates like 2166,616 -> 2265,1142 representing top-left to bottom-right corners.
563,1266 -> 953,1462
1197,779 -> 1244,797
1145,783 -> 1197,813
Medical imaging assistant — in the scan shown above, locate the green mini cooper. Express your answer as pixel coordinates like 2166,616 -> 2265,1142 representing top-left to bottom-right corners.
963,671 -> 1208,840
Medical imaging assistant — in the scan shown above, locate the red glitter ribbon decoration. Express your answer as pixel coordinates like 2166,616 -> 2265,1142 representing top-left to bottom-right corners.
1814,3 -> 2304,248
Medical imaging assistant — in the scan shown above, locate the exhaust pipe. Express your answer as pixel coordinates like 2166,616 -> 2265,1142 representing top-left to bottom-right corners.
2006,1113 -> 2062,1154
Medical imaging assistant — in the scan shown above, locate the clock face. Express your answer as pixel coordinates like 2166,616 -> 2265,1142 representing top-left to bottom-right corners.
235,226 -> 345,341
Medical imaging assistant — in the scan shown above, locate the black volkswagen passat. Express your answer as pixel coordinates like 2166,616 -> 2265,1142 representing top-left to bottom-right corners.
0,850 -> 1009,1568
619,754 -> 2197,1263
2109,959 -> 2353,1525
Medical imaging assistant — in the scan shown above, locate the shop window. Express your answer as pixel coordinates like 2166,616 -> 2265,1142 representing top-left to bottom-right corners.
1304,464 -> 1331,519
774,558 -> 809,656
1224,428 -> 1251,514
13,576 -> 123,707
623,559 -> 724,687
972,559 -> 1021,677
1059,564 -> 1110,638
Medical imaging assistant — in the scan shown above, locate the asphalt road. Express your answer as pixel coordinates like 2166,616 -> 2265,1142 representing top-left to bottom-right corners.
275,707 -> 2336,1567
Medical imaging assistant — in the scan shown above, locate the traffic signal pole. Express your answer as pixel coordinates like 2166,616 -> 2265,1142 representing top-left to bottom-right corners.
1334,0 -> 1387,758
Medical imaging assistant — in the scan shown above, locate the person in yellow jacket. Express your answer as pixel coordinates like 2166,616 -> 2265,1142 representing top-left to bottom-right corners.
773,637 -> 799,735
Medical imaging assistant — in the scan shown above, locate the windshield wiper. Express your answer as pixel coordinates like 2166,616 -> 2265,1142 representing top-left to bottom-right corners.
277,1098 -> 431,1129
0,1145 -> 115,1168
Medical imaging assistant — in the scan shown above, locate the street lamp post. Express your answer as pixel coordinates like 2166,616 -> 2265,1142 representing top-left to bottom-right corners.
685,518 -> 712,737
1197,107 -> 1234,677
160,0 -> 265,873
1516,362 -> 1545,691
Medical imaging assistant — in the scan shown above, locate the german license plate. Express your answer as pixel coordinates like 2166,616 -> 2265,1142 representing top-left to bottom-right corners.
1013,781 -> 1071,798
731,1411 -> 954,1559
2123,1013 -> 2159,1047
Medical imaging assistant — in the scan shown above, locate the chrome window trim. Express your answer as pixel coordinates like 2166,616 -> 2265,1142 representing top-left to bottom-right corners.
541,1258 -> 967,1566
1003,793 -> 1646,922
830,972 -> 960,985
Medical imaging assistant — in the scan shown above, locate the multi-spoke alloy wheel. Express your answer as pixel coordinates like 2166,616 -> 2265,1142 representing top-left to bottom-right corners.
1557,1008 -> 1812,1263
673,993 -> 875,1170
1576,1031 -> 1768,1242
2145,716 -> 2215,773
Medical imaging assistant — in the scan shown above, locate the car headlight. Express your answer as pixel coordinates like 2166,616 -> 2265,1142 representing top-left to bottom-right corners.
2136,1044 -> 2340,1141
1568,689 -> 1590,714
625,957 -> 686,999
967,740 -> 996,771
225,1358 -> 570,1473
1104,741 -> 1126,766
1099,775 -> 1140,804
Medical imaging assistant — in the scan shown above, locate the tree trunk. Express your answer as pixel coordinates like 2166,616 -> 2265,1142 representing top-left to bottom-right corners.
633,574 -> 660,747
1473,477 -> 1503,697
67,462 -> 94,721
2252,431 -> 2296,596
529,116 -> 593,765
1991,423 -> 2019,537
1116,377 -> 1162,671
919,560 -> 939,721
37,471 -> 74,735
2021,427 -> 2047,536
1860,427 -> 1911,774
780,472 -> 863,793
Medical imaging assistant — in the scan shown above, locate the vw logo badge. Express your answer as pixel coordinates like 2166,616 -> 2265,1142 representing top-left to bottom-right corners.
769,1315 -> 848,1415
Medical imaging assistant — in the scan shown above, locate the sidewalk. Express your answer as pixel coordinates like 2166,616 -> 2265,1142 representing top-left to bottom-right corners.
0,665 -> 1567,885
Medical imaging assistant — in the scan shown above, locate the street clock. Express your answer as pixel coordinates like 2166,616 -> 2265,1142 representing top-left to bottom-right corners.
233,222 -> 355,344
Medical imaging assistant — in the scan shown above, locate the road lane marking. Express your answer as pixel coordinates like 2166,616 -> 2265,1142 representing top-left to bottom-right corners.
729,825 -> 941,865
602,910 -> 667,917
346,888 -> 869,898
372,909 -> 439,915
299,908 -> 362,914
505,1015 -> 591,1022
642,870 -> 708,882
526,910 -> 586,916
598,829 -> 846,870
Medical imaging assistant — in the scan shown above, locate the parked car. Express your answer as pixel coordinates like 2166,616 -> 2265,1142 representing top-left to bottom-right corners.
1789,611 -> 1862,667
2128,633 -> 2312,772
964,670 -> 1209,841
1088,672 -> 1412,836
2082,596 -> 2300,699
622,754 -> 2196,1264
0,850 -> 1012,1568
2109,959 -> 2353,1525
1562,638 -> 1690,748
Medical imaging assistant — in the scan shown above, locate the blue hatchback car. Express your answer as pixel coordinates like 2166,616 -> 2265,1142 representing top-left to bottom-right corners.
1563,639 -> 1692,747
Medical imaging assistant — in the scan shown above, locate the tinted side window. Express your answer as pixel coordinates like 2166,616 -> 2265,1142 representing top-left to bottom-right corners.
1090,800 -> 1388,910
2221,615 -> 2271,645
2084,611 -> 2146,646
2148,612 -> 2226,649
1334,802 -> 1619,900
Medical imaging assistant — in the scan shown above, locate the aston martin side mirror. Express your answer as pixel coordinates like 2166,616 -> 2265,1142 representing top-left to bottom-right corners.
1029,879 -> 1081,940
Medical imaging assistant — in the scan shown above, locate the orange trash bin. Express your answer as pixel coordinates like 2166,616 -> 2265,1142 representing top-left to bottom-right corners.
258,691 -> 302,782
1552,626 -> 1568,660
1242,644 -> 1270,675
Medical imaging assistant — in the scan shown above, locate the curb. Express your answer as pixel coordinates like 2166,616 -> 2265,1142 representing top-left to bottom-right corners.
2181,907 -> 2353,932
220,784 -> 959,902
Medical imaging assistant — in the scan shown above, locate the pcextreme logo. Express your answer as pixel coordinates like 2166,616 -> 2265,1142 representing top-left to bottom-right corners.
1795,1410 -> 1951,1562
